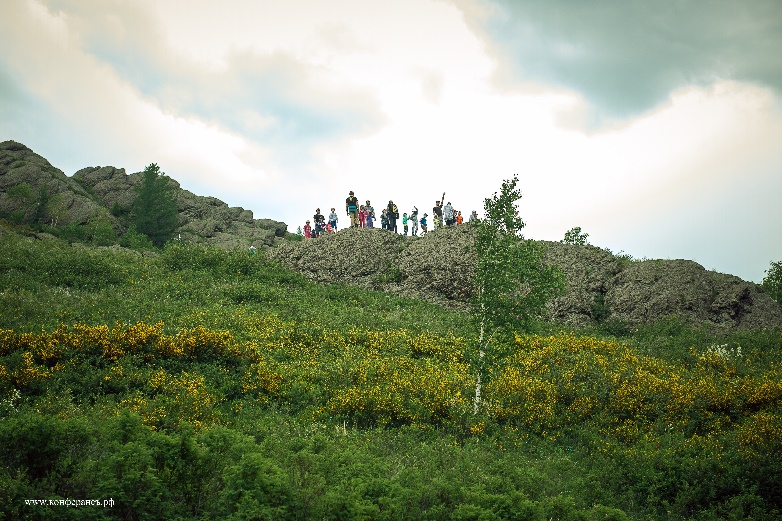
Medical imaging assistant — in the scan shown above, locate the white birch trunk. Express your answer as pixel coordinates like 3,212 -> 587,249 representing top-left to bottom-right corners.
473,300 -> 485,414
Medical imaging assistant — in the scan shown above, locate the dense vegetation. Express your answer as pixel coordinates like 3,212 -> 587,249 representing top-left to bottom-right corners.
1,228 -> 781,520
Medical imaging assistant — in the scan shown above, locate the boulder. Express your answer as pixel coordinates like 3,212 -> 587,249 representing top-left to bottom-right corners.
397,225 -> 475,301
0,141 -> 106,225
606,259 -> 782,332
269,226 -> 406,287
542,242 -> 625,327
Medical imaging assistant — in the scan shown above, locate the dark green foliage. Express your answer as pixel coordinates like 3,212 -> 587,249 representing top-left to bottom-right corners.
763,260 -> 782,306
471,175 -> 564,337
119,225 -> 154,250
562,226 -> 590,245
131,163 -> 179,248
86,215 -> 118,246
0,234 -> 128,291
3,182 -> 36,224
33,186 -> 50,226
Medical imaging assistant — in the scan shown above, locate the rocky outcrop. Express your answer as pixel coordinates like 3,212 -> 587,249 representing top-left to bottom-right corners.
396,225 -> 475,302
270,226 -> 407,288
541,242 -> 625,327
3,140 -> 779,331
269,225 -> 782,332
71,166 -> 139,210
0,141 -> 107,225
605,260 -> 781,331
1,141 -> 287,248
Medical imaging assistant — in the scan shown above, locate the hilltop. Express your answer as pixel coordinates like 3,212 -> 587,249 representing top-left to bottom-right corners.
0,140 -> 287,249
1,139 -> 780,332
270,225 -> 782,333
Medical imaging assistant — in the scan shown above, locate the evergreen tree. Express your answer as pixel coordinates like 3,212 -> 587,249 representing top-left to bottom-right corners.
470,175 -> 564,412
132,163 -> 179,248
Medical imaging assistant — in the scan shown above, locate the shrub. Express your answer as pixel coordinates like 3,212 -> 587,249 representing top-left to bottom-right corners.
762,260 -> 782,306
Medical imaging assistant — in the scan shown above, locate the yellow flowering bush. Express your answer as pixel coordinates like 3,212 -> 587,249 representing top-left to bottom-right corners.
487,333 -> 782,444
116,371 -> 220,431
1,318 -> 779,443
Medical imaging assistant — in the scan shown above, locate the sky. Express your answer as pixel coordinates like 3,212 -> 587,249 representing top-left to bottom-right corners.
1,0 -> 780,282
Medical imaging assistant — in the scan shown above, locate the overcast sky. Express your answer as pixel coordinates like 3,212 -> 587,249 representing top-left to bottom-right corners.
2,0 -> 780,282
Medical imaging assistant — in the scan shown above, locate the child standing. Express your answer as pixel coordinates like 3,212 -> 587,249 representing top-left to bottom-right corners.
303,220 -> 312,239
410,207 -> 418,236
420,214 -> 428,235
328,208 -> 339,231
359,205 -> 367,228
456,211 -> 463,225
366,209 -> 374,228
402,213 -> 409,235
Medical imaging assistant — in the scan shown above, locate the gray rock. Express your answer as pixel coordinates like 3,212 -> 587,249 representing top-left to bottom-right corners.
1,140 -> 288,249
606,259 -> 782,332
397,225 -> 475,301
0,141 -> 106,225
542,242 -> 625,327
269,227 -> 406,287
267,223 -> 782,331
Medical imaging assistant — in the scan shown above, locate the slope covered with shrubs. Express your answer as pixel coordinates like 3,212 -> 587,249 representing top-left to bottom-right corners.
1,229 -> 781,520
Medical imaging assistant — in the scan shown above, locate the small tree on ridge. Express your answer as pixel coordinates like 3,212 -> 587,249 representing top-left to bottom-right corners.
470,175 -> 564,413
132,163 -> 178,248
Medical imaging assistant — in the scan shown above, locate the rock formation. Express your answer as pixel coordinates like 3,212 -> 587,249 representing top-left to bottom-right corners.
269,226 -> 782,332
3,139 -> 779,331
0,140 -> 287,248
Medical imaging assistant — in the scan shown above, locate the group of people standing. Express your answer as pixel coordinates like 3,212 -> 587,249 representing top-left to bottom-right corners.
302,190 -> 478,239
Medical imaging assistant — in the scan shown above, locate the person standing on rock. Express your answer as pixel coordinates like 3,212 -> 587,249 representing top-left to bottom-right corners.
443,201 -> 454,226
433,192 -> 444,229
328,208 -> 339,232
346,191 -> 359,228
304,220 -> 312,239
387,200 -> 398,233
410,206 -> 419,236
313,208 -> 325,237
365,200 -> 375,228
359,205 -> 367,228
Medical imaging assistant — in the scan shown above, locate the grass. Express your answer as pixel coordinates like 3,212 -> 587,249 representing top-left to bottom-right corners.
1,229 -> 781,520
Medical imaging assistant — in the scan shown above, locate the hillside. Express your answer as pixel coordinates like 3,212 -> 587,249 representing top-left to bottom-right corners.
1,228 -> 781,520
2,139 -> 779,332
0,140 -> 287,248
269,225 -> 782,332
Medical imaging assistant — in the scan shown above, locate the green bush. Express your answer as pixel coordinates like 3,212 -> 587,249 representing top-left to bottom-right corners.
762,260 -> 782,306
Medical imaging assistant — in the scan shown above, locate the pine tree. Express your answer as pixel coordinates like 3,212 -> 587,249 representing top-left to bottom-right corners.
470,175 -> 564,413
132,163 -> 179,248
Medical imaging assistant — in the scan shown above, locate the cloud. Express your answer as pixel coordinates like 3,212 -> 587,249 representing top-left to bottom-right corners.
455,0 -> 782,120
2,0 -> 780,283
34,0 -> 386,161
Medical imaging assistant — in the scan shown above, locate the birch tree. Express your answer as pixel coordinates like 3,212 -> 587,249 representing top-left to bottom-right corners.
470,175 -> 563,413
